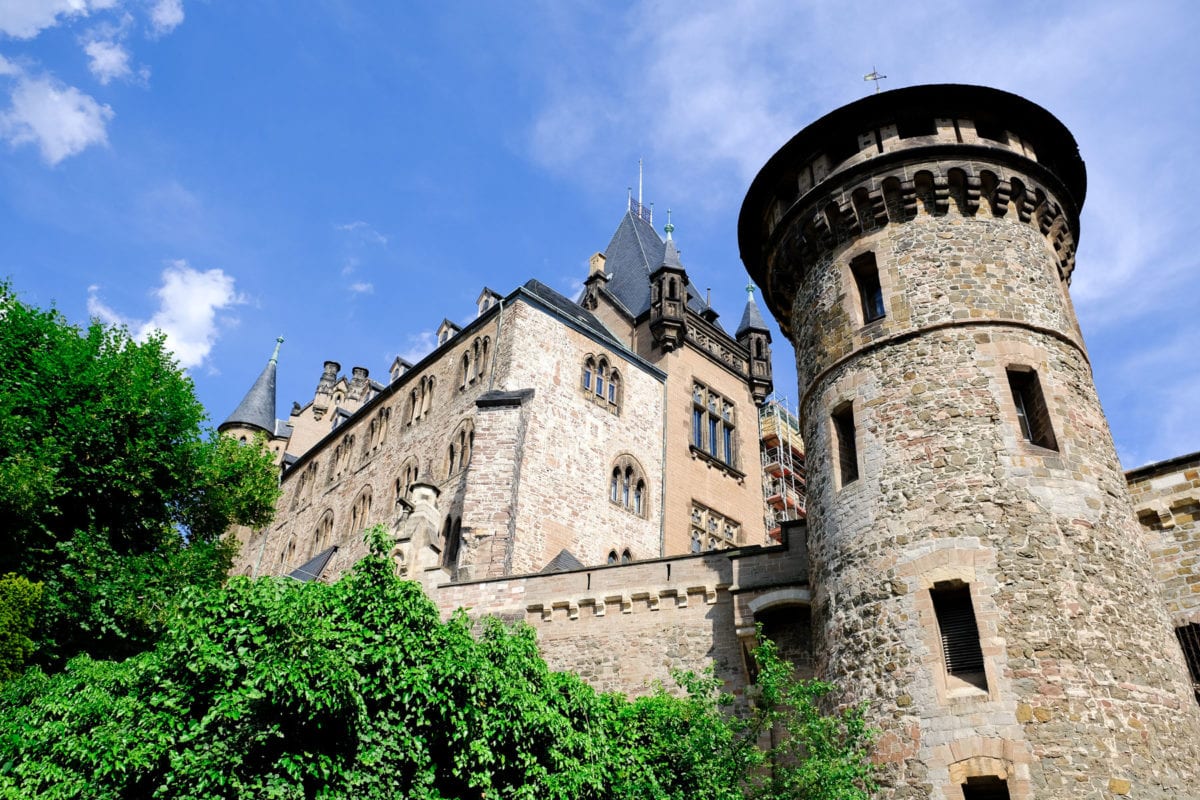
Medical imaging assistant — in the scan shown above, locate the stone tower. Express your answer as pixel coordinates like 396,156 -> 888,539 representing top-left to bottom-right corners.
739,84 -> 1200,799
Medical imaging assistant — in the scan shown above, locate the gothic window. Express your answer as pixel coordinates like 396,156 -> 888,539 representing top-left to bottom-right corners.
395,457 -> 419,508
581,354 -> 620,413
621,548 -> 632,564
447,420 -> 475,477
850,252 -> 885,324
609,455 -> 648,518
931,581 -> 987,692
477,337 -> 490,381
607,550 -> 618,565
691,382 -> 736,467
408,389 -> 419,425
690,502 -> 741,550
421,377 -> 435,417
349,487 -> 372,538
313,510 -> 334,557
1007,367 -> 1057,450
832,402 -> 859,486
460,352 -> 472,390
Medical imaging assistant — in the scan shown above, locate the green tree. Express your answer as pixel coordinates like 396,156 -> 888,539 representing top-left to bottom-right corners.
0,574 -> 43,681
0,526 -> 875,799
0,284 -> 280,668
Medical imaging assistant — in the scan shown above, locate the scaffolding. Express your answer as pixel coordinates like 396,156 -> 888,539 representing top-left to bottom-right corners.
758,395 -> 806,544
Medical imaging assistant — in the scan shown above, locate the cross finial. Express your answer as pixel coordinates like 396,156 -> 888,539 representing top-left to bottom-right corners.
270,336 -> 284,364
864,66 -> 887,94
746,282 -> 756,298
664,208 -> 674,240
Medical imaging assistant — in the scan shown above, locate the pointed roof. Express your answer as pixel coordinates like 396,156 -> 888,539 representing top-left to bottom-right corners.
736,285 -> 771,337
219,337 -> 282,435
600,210 -> 716,323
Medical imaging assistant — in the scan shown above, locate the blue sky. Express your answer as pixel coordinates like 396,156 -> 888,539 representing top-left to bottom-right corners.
1,1 -> 1196,469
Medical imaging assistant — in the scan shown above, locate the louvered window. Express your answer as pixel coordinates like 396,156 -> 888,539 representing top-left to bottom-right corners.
1007,367 -> 1057,451
932,584 -> 986,679
1177,623 -> 1200,706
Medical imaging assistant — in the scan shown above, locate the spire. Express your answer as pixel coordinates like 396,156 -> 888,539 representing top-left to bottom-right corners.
736,283 -> 770,336
659,216 -> 683,270
219,337 -> 282,435
664,208 -> 674,240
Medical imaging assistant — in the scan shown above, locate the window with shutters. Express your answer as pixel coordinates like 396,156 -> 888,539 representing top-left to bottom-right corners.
931,581 -> 988,693
831,402 -> 859,487
1007,367 -> 1057,451
1177,623 -> 1200,707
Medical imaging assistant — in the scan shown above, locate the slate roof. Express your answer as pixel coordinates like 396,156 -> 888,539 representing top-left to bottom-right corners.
220,353 -> 278,434
735,291 -> 770,337
522,279 -> 624,350
541,548 -> 585,573
288,545 -> 338,582
601,210 -> 719,326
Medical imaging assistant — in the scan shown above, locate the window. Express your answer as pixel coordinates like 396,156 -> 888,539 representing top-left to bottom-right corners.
931,582 -> 987,691
460,352 -> 472,389
447,420 -> 475,477
690,502 -> 740,550
961,776 -> 1010,800
443,517 -> 462,570
1177,623 -> 1200,706
608,455 -> 648,518
621,548 -> 632,564
581,354 -> 620,412
607,550 -> 618,565
832,402 -> 858,486
1007,367 -> 1057,450
850,252 -> 884,323
348,488 -> 372,538
692,383 -> 736,467
396,458 -> 419,507
313,510 -> 334,557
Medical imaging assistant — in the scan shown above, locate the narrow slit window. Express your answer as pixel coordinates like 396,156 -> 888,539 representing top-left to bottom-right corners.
931,582 -> 987,690
1177,623 -> 1200,707
832,403 -> 858,486
850,252 -> 885,323
1007,367 -> 1057,450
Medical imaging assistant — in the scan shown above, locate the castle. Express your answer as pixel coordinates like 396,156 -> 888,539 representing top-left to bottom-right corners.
224,85 -> 1200,799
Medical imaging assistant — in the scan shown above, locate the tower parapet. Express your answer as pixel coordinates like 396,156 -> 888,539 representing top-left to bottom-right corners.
740,84 -> 1200,799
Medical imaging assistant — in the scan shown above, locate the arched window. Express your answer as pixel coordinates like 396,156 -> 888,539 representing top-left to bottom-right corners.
447,444 -> 456,478
460,352 -> 471,390
581,354 -> 621,413
313,509 -> 335,557
447,419 -> 475,477
621,549 -> 632,564
607,550 -> 618,565
477,337 -> 490,380
608,454 -> 648,518
349,487 -> 372,539
408,389 -> 418,425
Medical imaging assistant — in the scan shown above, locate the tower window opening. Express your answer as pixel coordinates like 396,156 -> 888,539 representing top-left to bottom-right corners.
831,402 -> 859,486
931,582 -> 988,691
1176,623 -> 1200,706
850,252 -> 885,323
961,775 -> 1010,800
1007,367 -> 1057,451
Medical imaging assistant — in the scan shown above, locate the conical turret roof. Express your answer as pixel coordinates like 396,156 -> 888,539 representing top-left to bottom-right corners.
219,338 -> 282,435
736,286 -> 770,337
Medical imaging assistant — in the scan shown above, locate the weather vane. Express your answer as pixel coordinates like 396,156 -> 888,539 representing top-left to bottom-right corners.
864,66 -> 887,94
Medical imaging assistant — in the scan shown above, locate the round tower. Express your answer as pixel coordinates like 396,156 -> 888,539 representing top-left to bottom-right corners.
739,85 -> 1200,799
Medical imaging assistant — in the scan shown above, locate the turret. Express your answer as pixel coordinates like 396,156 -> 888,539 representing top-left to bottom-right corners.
735,284 -> 772,405
648,219 -> 688,351
739,84 -> 1200,799
219,337 -> 283,440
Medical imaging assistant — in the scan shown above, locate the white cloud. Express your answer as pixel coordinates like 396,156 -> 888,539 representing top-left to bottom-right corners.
0,73 -> 113,164
0,0 -> 115,39
148,0 -> 182,36
88,261 -> 244,369
397,330 -> 436,365
348,281 -> 374,294
336,220 -> 388,245
84,38 -> 131,83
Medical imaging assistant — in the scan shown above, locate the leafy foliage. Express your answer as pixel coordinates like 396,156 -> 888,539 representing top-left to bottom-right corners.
0,574 -> 43,681
0,527 -> 875,799
0,285 -> 280,668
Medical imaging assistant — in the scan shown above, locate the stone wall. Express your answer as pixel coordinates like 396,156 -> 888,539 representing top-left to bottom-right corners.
435,529 -> 810,697
1128,452 -> 1200,624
